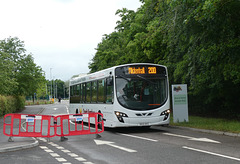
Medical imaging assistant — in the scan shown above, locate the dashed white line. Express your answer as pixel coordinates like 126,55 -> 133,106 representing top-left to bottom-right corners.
38,137 -> 95,163
183,146 -> 240,162
62,149 -> 71,153
38,138 -> 47,142
39,146 -> 48,149
50,153 -> 60,157
75,157 -> 87,161
56,158 -> 67,162
68,153 -> 78,157
44,149 -> 54,153
48,142 -> 59,147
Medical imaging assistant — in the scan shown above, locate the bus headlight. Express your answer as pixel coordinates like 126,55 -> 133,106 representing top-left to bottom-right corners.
115,111 -> 128,123
160,109 -> 170,121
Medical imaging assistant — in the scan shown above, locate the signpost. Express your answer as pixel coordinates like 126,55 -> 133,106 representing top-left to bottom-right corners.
172,84 -> 189,123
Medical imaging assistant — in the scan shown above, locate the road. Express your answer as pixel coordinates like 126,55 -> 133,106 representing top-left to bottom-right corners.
1,101 -> 240,164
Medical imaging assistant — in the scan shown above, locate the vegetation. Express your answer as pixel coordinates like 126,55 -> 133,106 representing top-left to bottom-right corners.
170,116 -> 240,134
0,95 -> 25,116
89,0 -> 240,120
25,100 -> 53,106
0,37 -> 45,97
0,37 -> 46,115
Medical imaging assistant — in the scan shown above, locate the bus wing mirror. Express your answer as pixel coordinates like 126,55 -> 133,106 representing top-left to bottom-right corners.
107,76 -> 113,86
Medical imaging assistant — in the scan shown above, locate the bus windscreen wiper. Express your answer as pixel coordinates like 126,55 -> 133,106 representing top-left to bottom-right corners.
137,75 -> 156,84
117,75 -> 131,82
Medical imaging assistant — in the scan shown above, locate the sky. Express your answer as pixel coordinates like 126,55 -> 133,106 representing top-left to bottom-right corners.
0,0 -> 142,81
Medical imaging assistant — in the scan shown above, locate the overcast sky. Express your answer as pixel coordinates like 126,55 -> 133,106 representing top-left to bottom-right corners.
0,0 -> 142,81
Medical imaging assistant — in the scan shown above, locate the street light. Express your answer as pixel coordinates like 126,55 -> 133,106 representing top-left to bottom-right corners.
50,68 -> 53,100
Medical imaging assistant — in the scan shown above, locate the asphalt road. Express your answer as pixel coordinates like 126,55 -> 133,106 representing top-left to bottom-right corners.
1,101 -> 240,164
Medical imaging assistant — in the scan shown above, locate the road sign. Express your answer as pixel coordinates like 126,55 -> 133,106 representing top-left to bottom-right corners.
172,84 -> 189,123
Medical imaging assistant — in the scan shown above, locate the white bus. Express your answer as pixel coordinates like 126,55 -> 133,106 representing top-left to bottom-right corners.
69,63 -> 170,128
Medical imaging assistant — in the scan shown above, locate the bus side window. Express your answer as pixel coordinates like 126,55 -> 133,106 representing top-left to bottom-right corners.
86,82 -> 91,102
82,83 -> 86,103
92,81 -> 97,102
70,86 -> 74,97
70,86 -> 74,103
98,79 -> 105,103
106,77 -> 114,104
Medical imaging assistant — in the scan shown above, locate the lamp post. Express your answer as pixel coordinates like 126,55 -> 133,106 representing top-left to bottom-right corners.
50,68 -> 53,100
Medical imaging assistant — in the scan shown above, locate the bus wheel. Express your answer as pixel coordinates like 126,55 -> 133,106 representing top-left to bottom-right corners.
75,108 -> 79,114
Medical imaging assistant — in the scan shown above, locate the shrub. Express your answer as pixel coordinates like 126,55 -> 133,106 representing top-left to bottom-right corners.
0,95 -> 25,117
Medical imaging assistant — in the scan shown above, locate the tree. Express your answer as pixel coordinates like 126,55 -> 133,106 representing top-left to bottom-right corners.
0,52 -> 18,95
0,37 -> 46,102
89,0 -> 240,119
16,54 -> 46,101
0,37 -> 25,95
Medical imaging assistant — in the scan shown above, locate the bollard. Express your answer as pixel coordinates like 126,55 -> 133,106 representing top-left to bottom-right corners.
95,134 -> 101,139
8,137 -> 14,142
60,136 -> 68,142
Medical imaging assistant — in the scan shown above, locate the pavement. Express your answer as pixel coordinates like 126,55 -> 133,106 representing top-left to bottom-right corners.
0,105 -> 239,153
0,105 -> 45,153
0,115 -> 39,153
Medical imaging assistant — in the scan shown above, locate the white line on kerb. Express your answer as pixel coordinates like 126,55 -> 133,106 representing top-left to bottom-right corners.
119,133 -> 158,142
183,146 -> 240,162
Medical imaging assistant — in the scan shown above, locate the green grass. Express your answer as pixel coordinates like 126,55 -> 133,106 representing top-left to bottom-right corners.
25,100 -> 53,106
170,115 -> 240,134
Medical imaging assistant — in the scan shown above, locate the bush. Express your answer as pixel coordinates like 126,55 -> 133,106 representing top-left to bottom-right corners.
15,95 -> 25,111
0,95 -> 25,117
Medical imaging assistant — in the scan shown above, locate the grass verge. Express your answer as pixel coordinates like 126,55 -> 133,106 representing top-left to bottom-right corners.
25,100 -> 53,106
170,115 -> 240,134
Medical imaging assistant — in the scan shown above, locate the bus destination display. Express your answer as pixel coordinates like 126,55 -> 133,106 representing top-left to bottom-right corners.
128,66 -> 157,75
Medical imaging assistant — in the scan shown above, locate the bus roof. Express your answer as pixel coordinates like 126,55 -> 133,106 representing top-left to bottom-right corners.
69,63 -> 166,86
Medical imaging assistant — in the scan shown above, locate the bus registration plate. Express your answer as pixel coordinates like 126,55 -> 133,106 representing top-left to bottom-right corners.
139,122 -> 150,126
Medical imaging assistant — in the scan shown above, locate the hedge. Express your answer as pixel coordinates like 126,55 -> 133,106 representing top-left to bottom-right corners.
0,95 -> 25,117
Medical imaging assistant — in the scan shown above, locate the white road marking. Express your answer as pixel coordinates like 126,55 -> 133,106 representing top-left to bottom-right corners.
189,137 -> 220,143
38,138 -> 47,142
40,138 -> 47,142
66,106 -> 69,114
164,133 -> 195,139
50,153 -> 60,157
68,153 -> 78,157
94,139 -> 137,153
183,146 -> 240,162
119,133 -> 158,142
48,142 -> 59,146
44,149 -> 54,153
62,149 -> 71,153
55,158 -> 67,162
75,157 -> 87,161
163,133 -> 220,143
40,141 -> 95,164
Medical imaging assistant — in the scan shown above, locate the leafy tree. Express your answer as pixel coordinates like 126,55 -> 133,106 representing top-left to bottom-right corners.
0,52 -> 18,94
16,54 -> 46,101
45,79 -> 68,100
89,0 -> 240,119
0,37 -> 46,102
